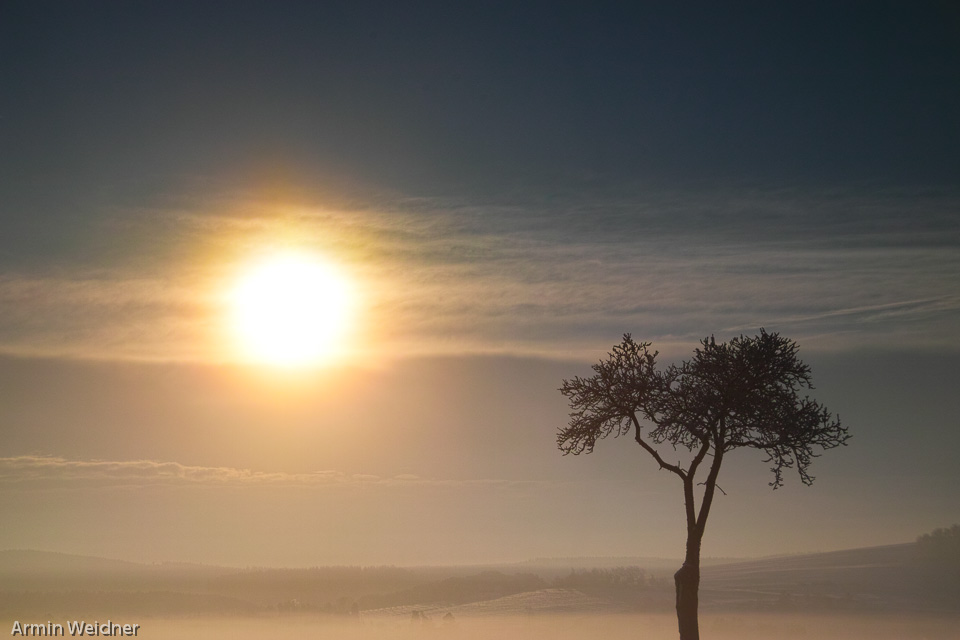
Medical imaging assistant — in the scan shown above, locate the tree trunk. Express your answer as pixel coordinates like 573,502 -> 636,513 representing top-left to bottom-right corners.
674,529 -> 702,640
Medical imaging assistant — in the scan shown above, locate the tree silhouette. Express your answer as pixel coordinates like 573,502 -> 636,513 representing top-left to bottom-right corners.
558,330 -> 849,640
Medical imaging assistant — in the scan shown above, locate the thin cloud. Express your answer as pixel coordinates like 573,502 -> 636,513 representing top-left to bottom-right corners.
736,296 -> 960,327
0,456 -> 554,491
0,186 -> 957,361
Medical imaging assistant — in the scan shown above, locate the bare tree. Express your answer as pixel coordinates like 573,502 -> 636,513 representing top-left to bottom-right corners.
558,330 -> 849,640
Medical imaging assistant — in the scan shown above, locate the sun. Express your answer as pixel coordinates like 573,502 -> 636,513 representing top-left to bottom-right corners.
229,252 -> 355,368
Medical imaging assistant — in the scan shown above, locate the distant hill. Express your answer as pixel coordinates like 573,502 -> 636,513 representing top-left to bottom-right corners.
2,543 -> 957,617
0,549 -> 235,594
0,549 -> 143,573
518,555 -> 740,573
700,543 -> 960,613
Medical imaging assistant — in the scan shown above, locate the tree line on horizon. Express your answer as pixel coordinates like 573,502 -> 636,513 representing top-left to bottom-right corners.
916,525 -> 960,565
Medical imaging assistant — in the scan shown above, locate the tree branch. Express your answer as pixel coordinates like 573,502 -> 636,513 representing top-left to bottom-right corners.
696,434 -> 725,530
630,413 -> 686,478
683,476 -> 697,531
685,431 -> 712,479
698,481 -> 726,496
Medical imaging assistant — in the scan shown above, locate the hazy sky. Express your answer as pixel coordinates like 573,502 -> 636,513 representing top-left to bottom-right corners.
1,2 -> 958,566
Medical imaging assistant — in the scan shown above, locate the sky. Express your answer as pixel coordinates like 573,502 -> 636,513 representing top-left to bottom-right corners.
0,1 -> 958,566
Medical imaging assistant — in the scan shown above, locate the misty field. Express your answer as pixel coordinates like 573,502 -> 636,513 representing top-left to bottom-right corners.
3,544 -> 958,639
97,613 -> 960,640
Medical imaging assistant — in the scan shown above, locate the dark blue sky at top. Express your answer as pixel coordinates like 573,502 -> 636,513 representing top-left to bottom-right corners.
2,1 -> 959,264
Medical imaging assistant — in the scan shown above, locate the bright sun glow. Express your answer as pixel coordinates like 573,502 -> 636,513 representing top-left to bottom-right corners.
229,253 -> 354,368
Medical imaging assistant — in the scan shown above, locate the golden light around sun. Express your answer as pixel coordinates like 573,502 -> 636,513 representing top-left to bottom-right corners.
228,252 -> 355,368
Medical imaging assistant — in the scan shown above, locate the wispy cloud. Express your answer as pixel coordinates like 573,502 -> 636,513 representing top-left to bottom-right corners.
729,296 -> 960,328
0,456 -> 553,491
0,186 -> 957,361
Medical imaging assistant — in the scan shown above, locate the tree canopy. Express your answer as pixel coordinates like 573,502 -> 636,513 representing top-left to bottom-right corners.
558,330 -> 849,488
